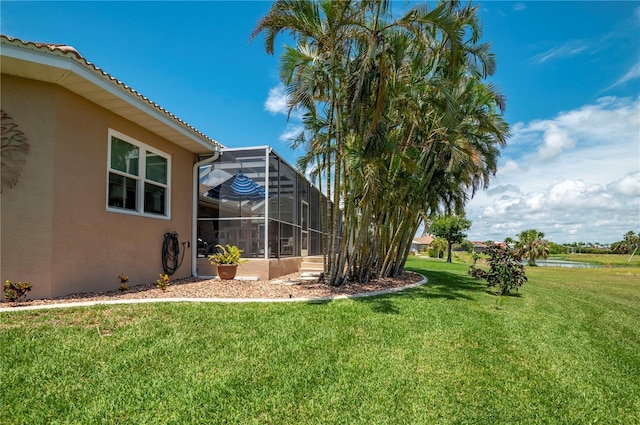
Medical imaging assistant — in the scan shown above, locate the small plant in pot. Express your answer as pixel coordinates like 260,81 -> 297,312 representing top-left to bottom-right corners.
208,244 -> 247,280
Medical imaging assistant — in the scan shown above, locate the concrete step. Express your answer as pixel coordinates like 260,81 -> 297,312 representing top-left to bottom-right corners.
300,271 -> 323,278
299,268 -> 323,275
303,256 -> 324,263
299,256 -> 324,275
300,261 -> 324,269
300,264 -> 324,272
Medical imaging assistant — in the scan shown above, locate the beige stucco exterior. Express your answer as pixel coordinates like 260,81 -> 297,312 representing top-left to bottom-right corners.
196,257 -> 302,281
1,74 -> 197,298
1,36 -> 317,301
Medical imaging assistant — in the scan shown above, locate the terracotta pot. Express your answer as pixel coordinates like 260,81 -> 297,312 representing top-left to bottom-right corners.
216,264 -> 239,280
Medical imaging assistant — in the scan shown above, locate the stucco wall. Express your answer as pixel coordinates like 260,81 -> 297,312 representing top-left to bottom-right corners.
1,75 -> 196,299
196,257 -> 302,281
1,75 -> 56,299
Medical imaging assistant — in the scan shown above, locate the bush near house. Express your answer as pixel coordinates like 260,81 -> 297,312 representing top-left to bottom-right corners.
156,274 -> 170,290
3,280 -> 32,302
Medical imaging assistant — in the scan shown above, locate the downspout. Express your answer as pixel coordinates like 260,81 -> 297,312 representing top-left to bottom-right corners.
192,150 -> 221,278
264,147 -> 271,259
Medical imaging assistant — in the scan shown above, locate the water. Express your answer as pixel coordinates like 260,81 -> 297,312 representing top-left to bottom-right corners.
522,259 -> 601,268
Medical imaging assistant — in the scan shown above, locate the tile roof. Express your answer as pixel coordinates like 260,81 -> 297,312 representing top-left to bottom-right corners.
1,35 -> 224,150
413,235 -> 435,244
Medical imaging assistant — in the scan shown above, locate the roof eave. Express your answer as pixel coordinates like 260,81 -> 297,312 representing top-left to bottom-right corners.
0,36 -> 224,154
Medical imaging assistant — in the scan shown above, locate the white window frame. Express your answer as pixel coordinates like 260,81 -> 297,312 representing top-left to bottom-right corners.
106,129 -> 171,219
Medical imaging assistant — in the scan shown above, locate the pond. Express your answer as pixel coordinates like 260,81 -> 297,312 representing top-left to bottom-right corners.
523,259 -> 602,268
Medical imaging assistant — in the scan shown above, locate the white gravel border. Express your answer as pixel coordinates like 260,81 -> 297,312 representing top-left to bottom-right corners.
0,274 -> 427,312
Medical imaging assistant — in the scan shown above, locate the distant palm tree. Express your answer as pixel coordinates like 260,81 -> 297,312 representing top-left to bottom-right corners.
504,236 -> 515,250
623,231 -> 639,261
430,238 -> 448,259
515,229 -> 549,266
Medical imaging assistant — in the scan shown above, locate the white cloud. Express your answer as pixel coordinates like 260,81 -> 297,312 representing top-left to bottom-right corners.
499,159 -> 521,174
265,83 -> 305,120
533,10 -> 639,71
533,41 -> 589,64
507,96 -> 639,168
264,84 -> 289,115
546,179 -> 613,209
608,172 -> 640,196
513,3 -> 526,12
486,184 -> 520,196
605,62 -> 640,91
279,123 -> 304,142
467,97 -> 640,244
482,196 -> 521,218
524,192 -> 545,211
538,123 -> 576,160
265,84 -> 307,150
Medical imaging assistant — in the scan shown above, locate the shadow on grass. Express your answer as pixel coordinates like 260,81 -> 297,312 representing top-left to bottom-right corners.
305,299 -> 332,306
486,289 -> 524,298
366,298 -> 402,314
352,268 -> 488,314
304,295 -> 401,314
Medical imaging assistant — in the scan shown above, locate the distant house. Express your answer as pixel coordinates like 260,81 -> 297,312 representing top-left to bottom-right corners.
411,235 -> 434,253
471,241 -> 488,253
472,241 -> 510,253
1,35 -> 328,300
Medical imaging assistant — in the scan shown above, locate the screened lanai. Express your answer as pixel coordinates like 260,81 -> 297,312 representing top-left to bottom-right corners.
197,147 -> 328,260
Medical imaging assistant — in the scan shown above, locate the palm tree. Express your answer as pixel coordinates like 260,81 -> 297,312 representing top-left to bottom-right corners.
252,0 -> 509,284
515,229 -> 549,266
430,237 -> 448,259
623,231 -> 639,261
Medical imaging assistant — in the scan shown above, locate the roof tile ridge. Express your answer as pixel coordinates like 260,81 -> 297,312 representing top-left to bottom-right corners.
1,34 -> 82,59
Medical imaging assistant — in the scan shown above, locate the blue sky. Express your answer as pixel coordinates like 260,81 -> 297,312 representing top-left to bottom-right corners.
2,1 -> 638,244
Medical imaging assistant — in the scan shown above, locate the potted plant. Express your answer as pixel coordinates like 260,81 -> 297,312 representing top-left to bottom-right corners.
208,244 -> 247,279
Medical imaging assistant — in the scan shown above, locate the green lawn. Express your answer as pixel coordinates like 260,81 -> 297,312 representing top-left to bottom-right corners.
1,258 -> 638,424
444,251 -> 640,267
550,252 -> 640,267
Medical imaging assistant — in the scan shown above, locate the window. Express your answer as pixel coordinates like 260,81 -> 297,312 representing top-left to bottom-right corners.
107,130 -> 170,218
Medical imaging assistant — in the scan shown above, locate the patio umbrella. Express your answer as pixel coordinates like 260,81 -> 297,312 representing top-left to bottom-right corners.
207,172 -> 266,202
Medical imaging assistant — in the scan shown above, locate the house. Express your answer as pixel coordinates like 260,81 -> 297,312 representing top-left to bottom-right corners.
471,241 -> 488,253
1,35 -> 326,300
411,235 -> 434,253
471,241 -> 510,253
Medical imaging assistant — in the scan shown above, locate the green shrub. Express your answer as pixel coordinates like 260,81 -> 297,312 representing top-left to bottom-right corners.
208,244 -> 247,265
470,246 -> 527,295
118,274 -> 129,291
156,274 -> 170,291
3,280 -> 32,302
468,253 -> 487,279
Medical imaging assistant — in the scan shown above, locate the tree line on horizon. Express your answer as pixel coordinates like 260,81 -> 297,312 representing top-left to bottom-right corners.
252,0 -> 509,285
424,224 -> 640,262
426,216 -> 550,266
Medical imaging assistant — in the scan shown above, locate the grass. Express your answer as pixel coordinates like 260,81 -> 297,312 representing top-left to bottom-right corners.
445,251 -> 640,267
1,257 -> 638,424
549,252 -> 640,267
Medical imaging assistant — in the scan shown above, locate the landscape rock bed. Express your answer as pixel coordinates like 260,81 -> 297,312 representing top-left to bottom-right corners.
2,272 -> 424,308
